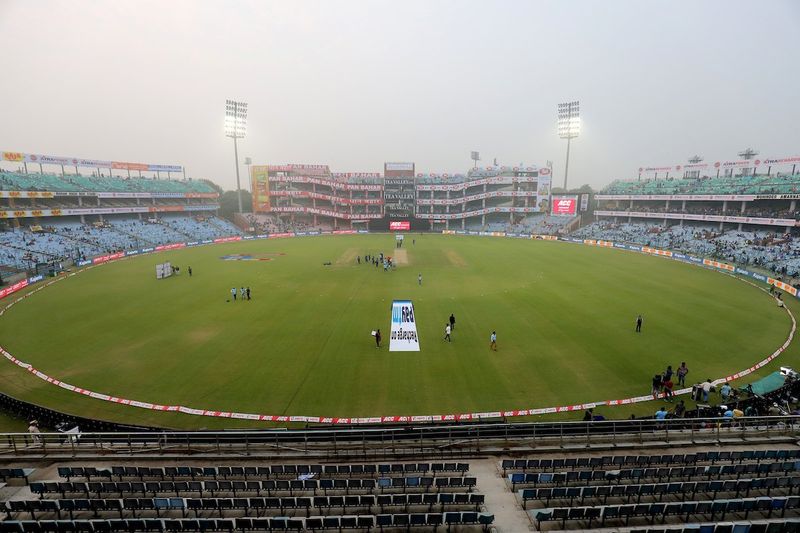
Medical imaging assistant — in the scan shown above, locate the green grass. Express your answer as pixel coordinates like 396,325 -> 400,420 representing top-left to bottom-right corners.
0,234 -> 793,429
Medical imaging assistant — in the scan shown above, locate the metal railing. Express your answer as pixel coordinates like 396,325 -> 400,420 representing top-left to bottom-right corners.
1,416 -> 798,460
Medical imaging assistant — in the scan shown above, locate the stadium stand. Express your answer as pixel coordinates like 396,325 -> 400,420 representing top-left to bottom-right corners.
0,172 -> 216,195
603,174 -> 800,196
0,461 -> 495,533
572,222 -> 800,278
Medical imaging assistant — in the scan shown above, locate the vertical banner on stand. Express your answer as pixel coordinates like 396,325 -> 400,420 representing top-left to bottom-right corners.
251,166 -> 271,213
389,300 -> 420,352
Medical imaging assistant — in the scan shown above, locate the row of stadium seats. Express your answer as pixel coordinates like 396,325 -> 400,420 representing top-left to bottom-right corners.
4,493 -> 485,519
31,478 -> 478,498
531,496 -> 799,529
629,521 -> 800,533
518,476 -> 800,508
57,464 -> 469,481
0,511 -> 495,532
0,468 -> 36,482
500,449 -> 800,473
0,172 -> 215,194
507,461 -> 799,489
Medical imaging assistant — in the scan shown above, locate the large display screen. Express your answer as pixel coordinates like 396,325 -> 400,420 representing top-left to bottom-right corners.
389,221 -> 411,231
551,196 -> 578,216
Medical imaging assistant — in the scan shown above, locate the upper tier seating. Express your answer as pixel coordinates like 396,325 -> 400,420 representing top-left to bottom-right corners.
603,174 -> 800,196
0,172 -> 215,194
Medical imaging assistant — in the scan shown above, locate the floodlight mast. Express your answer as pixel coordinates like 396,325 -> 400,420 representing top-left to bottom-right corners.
225,100 -> 248,213
557,101 -> 580,190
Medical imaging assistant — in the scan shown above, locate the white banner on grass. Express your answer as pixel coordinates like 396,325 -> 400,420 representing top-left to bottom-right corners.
389,300 -> 420,352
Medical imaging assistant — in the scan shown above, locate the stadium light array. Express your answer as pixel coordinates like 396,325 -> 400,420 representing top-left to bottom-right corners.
557,100 -> 580,190
224,100 -> 248,213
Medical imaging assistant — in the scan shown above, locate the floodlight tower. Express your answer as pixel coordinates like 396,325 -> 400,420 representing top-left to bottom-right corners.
225,99 -> 248,213
557,101 -> 580,190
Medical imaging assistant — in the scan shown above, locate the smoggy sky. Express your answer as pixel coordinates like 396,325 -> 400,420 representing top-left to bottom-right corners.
0,0 -> 798,191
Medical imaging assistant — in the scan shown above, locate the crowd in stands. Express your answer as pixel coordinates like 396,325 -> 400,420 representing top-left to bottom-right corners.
0,171 -> 216,194
0,215 -> 242,272
603,173 -> 800,196
464,215 -> 575,235
573,221 -> 800,279
243,214 -> 333,234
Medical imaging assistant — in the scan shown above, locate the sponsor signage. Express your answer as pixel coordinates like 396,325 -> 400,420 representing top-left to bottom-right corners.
389,300 -> 420,352
2,150 -> 182,172
286,164 -> 330,176
551,196 -> 578,216
251,166 -> 270,213
595,210 -> 796,227
331,172 -> 381,178
580,193 -> 589,212
385,162 -> 414,171
389,221 -> 411,231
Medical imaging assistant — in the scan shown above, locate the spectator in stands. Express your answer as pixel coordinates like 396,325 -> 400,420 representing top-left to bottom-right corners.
654,407 -> 668,420
673,399 -> 686,417
583,408 -> 593,421
677,362 -> 689,387
635,314 -> 643,333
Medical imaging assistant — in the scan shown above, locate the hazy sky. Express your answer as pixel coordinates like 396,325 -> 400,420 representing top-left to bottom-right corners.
1,0 -> 798,190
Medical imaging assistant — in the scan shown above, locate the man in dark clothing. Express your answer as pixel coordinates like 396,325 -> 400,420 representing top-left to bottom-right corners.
449,314 -> 456,331
652,374 -> 663,397
375,329 -> 381,348
246,287 -> 251,300
636,315 -> 643,333
188,266 -> 192,277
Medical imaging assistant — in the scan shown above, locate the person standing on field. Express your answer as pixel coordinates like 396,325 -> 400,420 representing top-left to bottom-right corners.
188,266 -> 192,277
246,287 -> 251,300
449,313 -> 456,331
231,287 -> 237,301
418,273 -> 422,286
677,362 -> 689,387
635,314 -> 643,333
444,323 -> 451,342
375,329 -> 382,348
490,331 -> 497,351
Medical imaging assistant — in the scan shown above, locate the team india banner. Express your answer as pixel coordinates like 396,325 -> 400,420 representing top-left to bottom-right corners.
251,166 -> 271,213
389,300 -> 420,352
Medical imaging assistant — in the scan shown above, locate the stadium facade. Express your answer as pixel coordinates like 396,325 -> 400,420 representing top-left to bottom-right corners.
250,161 -> 557,231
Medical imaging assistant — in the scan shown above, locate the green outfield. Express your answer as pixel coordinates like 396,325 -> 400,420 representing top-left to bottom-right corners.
0,234 -> 794,429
